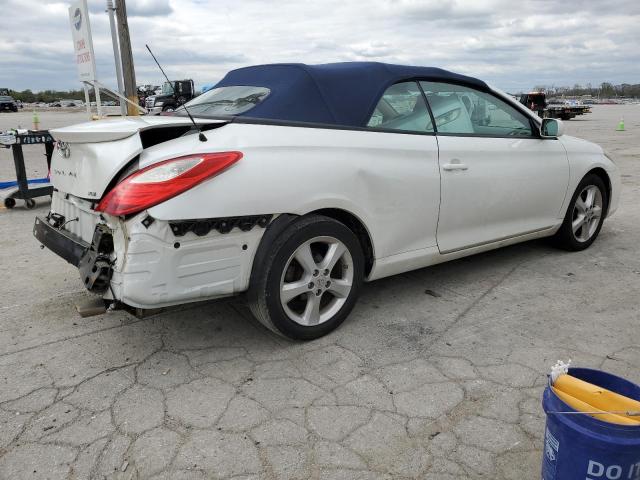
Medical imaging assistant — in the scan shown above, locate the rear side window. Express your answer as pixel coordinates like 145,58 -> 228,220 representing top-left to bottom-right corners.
366,82 -> 434,133
177,86 -> 270,116
420,81 -> 533,137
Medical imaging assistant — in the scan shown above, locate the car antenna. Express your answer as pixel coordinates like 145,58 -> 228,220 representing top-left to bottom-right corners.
145,44 -> 207,142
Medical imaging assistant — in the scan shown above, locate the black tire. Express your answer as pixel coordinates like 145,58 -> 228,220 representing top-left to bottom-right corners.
162,105 -> 175,112
4,197 -> 16,209
552,173 -> 608,251
24,199 -> 36,209
248,215 -> 364,340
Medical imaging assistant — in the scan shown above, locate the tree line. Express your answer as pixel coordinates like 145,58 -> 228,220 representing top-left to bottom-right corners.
6,82 -> 639,103
3,89 -> 87,103
531,82 -> 640,98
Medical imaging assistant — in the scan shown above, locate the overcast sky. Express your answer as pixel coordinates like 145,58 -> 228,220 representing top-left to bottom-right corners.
1,0 -> 638,93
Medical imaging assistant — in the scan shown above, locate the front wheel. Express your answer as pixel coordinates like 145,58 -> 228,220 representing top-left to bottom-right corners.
248,215 -> 364,340
552,174 -> 608,251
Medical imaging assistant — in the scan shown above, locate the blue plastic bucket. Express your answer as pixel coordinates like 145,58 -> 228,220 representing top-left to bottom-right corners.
542,368 -> 640,480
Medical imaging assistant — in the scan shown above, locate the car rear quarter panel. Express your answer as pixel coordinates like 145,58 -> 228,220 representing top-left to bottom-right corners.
145,123 -> 441,260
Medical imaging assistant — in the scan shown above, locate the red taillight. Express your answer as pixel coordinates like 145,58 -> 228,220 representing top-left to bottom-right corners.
96,151 -> 242,216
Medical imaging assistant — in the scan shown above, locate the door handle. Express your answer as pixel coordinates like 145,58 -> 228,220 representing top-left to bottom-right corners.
442,161 -> 468,171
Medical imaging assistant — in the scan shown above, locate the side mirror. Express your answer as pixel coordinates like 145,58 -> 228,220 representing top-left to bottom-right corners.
540,118 -> 564,138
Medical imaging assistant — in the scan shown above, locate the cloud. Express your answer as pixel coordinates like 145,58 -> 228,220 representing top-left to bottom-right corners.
87,0 -> 172,17
0,0 -> 638,93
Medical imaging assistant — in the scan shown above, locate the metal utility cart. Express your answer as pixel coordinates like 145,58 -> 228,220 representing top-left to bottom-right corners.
0,130 -> 54,209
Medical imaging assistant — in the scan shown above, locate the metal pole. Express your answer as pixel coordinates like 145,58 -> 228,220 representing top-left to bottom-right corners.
83,82 -> 91,118
115,0 -> 138,116
106,0 -> 127,116
94,81 -> 103,117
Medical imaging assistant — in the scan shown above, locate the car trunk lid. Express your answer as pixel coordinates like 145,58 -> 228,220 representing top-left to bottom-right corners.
49,116 -> 225,200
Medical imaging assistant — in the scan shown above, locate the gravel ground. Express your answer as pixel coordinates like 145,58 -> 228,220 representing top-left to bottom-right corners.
0,106 -> 639,479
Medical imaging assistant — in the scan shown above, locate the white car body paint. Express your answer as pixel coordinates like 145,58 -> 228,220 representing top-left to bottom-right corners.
435,135 -> 569,253
45,85 -> 620,310
143,123 -> 441,260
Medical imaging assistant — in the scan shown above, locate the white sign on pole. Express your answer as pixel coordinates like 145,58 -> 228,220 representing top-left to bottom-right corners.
68,0 -> 97,82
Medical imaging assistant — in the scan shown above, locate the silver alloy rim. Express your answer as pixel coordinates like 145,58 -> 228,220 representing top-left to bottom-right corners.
279,236 -> 354,326
572,185 -> 603,242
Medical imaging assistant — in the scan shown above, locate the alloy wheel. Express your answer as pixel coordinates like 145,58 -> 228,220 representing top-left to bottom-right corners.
572,185 -> 603,242
279,236 -> 354,326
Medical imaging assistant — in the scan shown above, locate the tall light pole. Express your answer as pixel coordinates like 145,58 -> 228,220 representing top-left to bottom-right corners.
115,0 -> 138,115
106,0 -> 126,116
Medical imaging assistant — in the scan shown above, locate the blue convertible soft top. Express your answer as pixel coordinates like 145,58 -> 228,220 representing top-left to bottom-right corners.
214,62 -> 488,127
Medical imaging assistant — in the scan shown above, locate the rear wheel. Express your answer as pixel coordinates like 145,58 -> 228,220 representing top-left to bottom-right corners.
248,215 -> 364,340
552,174 -> 608,251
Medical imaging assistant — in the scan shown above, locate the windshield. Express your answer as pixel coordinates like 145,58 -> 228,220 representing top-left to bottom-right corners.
175,86 -> 270,116
162,82 -> 174,95
0,96 -> 13,101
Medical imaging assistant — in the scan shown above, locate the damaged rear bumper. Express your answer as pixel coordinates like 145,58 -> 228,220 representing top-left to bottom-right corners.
34,192 -> 269,310
33,216 -> 89,267
34,215 -> 114,292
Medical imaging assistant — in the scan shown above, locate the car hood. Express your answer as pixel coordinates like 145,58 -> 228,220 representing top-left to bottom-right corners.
50,115 -> 224,143
151,94 -> 172,101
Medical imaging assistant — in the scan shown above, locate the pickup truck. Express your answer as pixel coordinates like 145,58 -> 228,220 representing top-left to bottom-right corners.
0,95 -> 18,112
145,79 -> 195,114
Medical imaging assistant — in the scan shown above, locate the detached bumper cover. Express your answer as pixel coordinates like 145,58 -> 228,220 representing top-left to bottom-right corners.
33,216 -> 89,267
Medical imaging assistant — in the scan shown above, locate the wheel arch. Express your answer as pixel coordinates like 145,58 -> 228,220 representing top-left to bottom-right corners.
250,209 -> 375,286
308,208 -> 375,277
585,167 -> 612,215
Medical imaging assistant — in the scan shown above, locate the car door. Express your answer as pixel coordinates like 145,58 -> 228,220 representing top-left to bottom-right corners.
420,81 -> 570,253
364,81 -> 441,255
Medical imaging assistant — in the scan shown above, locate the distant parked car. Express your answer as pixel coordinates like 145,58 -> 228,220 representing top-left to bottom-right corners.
0,95 -> 18,112
36,62 -> 620,340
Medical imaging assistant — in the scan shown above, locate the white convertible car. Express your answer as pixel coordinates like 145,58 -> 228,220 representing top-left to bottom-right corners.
35,62 -> 620,339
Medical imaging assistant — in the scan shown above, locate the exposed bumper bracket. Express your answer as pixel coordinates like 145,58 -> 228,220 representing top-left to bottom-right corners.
33,216 -> 89,267
78,224 -> 114,293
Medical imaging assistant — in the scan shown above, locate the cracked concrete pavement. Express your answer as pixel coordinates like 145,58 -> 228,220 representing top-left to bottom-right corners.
1,107 -> 639,479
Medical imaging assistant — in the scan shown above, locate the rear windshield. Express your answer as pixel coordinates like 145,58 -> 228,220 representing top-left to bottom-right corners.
175,86 -> 269,116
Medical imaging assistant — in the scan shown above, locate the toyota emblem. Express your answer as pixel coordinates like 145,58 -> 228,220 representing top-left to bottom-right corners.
56,141 -> 71,159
